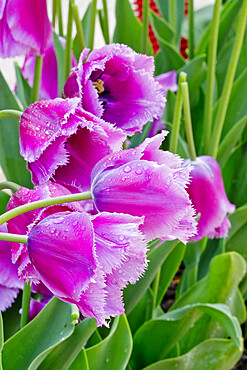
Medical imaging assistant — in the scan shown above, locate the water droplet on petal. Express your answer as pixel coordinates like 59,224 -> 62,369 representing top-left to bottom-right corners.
53,217 -> 64,224
135,169 -> 142,175
123,165 -> 131,173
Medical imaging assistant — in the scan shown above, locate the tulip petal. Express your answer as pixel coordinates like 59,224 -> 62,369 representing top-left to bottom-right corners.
0,285 -> 19,311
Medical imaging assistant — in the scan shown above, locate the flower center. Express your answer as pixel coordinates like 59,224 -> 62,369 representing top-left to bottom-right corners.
92,79 -> 104,94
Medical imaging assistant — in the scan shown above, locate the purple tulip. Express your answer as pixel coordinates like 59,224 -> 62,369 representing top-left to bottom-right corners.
63,44 -> 166,135
0,0 -> 52,58
92,132 -> 197,243
27,211 -> 147,326
19,98 -> 126,191
21,37 -> 77,100
0,223 -> 23,311
186,156 -> 235,241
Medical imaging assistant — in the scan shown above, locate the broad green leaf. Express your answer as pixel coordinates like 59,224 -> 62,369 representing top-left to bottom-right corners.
196,0 -> 243,55
68,349 -> 88,370
149,11 -> 175,44
14,64 -> 31,108
173,252 -> 246,354
142,338 -> 243,370
73,2 -> 92,59
123,240 -> 179,315
2,298 -> 74,370
131,303 -> 242,369
154,38 -> 185,74
222,142 -> 247,207
0,191 -> 10,215
53,32 -> 65,96
127,291 -> 151,336
220,68 -> 247,139
0,71 -> 31,187
38,318 -> 96,370
217,116 -> 247,166
86,315 -> 132,370
181,5 -> 214,46
155,0 -> 184,43
156,242 -> 185,306
113,0 -> 152,54
226,204 -> 247,262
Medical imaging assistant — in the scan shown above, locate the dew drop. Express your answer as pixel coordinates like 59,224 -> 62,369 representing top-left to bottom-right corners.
119,235 -> 124,241
53,217 -> 64,224
105,358 -> 109,363
50,228 -> 55,234
123,165 -> 131,173
35,127 -> 40,131
135,169 -> 142,175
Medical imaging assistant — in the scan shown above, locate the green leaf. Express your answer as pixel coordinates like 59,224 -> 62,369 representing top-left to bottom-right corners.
53,32 -> 65,96
196,0 -> 243,55
0,191 -> 10,215
226,204 -> 247,262
2,298 -> 74,370
181,5 -> 214,46
222,142 -> 247,207
123,240 -> 179,315
38,318 -> 96,369
86,315 -> 132,370
113,0 -> 152,54
68,349 -> 88,370
131,303 -> 242,369
149,10 -> 175,44
172,252 -> 246,354
73,2 -> 92,59
0,71 -> 31,187
217,116 -> 247,166
14,64 -> 31,108
155,0 -> 184,43
156,242 -> 185,306
142,338 -> 243,370
154,39 -> 185,74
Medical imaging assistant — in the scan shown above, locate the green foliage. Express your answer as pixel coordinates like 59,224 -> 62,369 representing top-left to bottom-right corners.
86,315 -> 132,370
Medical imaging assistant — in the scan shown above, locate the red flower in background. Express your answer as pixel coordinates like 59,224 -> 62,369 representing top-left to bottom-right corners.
133,0 -> 189,58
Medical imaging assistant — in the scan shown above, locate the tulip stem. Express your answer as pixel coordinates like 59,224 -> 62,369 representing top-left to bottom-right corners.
0,181 -> 21,193
72,1 -> 86,51
0,191 -> 92,226
0,110 -> 22,120
89,0 -> 97,50
169,72 -> 187,154
188,0 -> 194,59
209,0 -> 247,158
181,82 -> 196,160
30,56 -> 43,104
20,282 -> 32,328
57,0 -> 64,36
152,268 -> 160,313
52,0 -> 57,27
102,0 -> 110,44
141,0 -> 149,54
64,0 -> 73,82
0,232 -> 28,244
203,0 -> 222,154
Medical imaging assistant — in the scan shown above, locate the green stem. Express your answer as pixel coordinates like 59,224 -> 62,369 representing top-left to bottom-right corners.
72,1 -> 86,51
0,110 -> 22,120
152,268 -> 160,314
203,0 -> 222,154
89,0 -> 97,50
181,82 -> 196,160
64,0 -> 73,82
30,56 -> 43,104
141,0 -> 149,54
20,282 -> 32,328
188,0 -> 194,58
52,0 -> 57,27
169,72 -> 187,153
57,0 -> 64,36
210,0 -> 247,158
0,191 -> 92,226
0,232 -> 28,244
0,181 -> 21,193
168,0 -> 177,44
102,0 -> 110,44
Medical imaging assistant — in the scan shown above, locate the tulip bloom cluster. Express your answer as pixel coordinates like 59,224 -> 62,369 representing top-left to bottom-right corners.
2,41 -> 234,326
